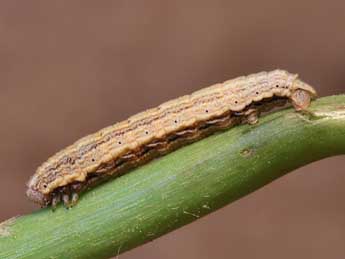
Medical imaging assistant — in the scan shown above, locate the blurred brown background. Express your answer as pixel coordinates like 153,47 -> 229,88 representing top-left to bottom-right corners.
0,1 -> 344,258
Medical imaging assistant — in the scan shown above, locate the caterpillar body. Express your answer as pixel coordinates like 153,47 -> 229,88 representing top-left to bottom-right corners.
26,69 -> 317,208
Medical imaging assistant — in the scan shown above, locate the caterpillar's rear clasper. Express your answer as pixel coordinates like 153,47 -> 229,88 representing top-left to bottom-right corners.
26,69 -> 317,208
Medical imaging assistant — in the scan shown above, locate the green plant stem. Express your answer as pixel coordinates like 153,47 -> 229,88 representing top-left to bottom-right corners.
0,95 -> 345,259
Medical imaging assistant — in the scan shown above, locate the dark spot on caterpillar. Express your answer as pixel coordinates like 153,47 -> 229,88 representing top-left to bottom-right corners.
276,85 -> 279,88
174,120 -> 178,123
91,158 -> 95,162
166,134 -> 178,142
115,159 -> 125,167
256,92 -> 259,95
145,131 -> 149,134
198,122 -> 213,130
118,141 -> 122,144
205,110 -> 209,113
43,184 -> 47,188
235,101 -> 238,104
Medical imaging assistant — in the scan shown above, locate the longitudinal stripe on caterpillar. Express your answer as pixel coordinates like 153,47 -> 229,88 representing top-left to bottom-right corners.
26,69 -> 317,208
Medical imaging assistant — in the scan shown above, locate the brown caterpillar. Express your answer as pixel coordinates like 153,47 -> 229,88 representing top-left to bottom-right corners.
26,69 -> 317,208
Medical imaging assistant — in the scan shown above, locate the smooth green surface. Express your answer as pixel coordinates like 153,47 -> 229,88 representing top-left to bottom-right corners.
1,95 -> 345,259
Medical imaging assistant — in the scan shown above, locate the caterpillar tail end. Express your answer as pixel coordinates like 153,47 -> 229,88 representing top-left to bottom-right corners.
291,79 -> 317,111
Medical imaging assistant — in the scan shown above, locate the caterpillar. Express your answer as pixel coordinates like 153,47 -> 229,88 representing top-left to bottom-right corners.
26,69 -> 317,208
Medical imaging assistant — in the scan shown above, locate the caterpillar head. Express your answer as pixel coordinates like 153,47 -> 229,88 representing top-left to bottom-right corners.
26,175 -> 52,207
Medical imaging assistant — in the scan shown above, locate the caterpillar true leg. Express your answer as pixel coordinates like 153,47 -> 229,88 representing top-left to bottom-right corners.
71,192 -> 79,207
62,194 -> 70,208
51,193 -> 61,210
